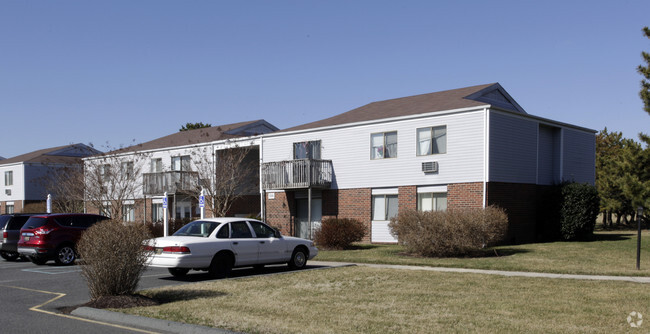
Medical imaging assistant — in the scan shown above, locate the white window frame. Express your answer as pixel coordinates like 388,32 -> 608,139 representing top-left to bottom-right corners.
417,125 -> 447,156
371,131 -> 398,160
4,171 -> 13,186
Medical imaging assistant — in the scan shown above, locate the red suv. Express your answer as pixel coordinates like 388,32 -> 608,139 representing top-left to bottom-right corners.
17,213 -> 109,265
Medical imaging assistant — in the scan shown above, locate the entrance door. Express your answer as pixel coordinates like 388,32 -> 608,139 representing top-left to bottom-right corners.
295,198 -> 322,240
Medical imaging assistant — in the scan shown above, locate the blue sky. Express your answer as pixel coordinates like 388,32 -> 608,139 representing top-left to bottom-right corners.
1,0 -> 649,158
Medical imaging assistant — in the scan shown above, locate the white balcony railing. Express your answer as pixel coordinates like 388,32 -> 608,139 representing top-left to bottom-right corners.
261,159 -> 332,190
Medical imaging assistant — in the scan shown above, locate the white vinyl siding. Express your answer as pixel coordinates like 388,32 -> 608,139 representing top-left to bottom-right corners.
562,128 -> 595,185
262,110 -> 486,190
488,111 -> 538,183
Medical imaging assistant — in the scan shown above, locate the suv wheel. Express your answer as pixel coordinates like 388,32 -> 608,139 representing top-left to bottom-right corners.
0,251 -> 19,261
55,245 -> 76,265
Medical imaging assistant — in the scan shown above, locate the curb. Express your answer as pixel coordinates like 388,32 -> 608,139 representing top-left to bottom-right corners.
72,307 -> 240,334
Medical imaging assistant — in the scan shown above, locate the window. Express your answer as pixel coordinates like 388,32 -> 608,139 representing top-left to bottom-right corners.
417,126 -> 447,155
5,204 -> 14,214
293,141 -> 321,160
121,161 -> 134,178
151,203 -> 164,222
230,221 -> 253,238
122,204 -> 135,222
4,171 -> 13,186
217,224 -> 230,239
150,158 -> 162,173
101,204 -> 112,218
249,221 -> 276,238
372,195 -> 398,221
371,131 -> 397,159
418,192 -> 448,211
171,156 -> 191,171
100,164 -> 111,182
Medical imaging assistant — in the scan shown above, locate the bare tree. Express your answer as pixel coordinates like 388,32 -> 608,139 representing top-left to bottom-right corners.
189,142 -> 259,217
36,165 -> 86,213
84,148 -> 150,220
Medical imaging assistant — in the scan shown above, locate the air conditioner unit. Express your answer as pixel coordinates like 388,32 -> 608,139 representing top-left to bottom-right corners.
422,161 -> 439,173
4,189 -> 11,196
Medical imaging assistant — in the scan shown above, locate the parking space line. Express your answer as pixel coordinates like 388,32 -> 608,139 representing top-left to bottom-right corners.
22,268 -> 82,275
0,285 -> 160,334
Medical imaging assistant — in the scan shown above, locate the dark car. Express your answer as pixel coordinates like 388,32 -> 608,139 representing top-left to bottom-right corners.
17,213 -> 109,265
0,214 -> 42,261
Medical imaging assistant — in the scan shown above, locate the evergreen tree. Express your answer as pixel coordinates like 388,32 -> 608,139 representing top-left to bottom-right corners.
638,27 -> 650,115
179,122 -> 212,131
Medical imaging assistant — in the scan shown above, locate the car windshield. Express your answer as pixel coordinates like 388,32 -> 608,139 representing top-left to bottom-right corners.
173,221 -> 221,237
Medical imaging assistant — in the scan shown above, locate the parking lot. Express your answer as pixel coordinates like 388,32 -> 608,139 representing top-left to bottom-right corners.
0,259 -> 324,333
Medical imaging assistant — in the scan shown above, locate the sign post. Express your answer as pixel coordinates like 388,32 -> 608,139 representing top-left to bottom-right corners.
163,192 -> 169,237
46,194 -> 52,214
637,206 -> 643,270
199,189 -> 205,220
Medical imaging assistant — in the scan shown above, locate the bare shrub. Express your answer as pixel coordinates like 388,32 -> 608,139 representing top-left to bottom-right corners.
389,207 -> 508,257
77,220 -> 152,300
314,218 -> 366,249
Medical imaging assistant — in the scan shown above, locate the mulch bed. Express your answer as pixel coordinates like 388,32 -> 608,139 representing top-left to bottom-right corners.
59,294 -> 160,314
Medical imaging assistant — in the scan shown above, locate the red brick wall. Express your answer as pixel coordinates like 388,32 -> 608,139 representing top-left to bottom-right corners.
448,182 -> 483,209
398,186 -> 417,213
264,191 -> 294,233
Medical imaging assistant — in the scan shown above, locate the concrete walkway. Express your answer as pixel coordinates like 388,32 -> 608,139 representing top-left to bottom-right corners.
315,261 -> 650,284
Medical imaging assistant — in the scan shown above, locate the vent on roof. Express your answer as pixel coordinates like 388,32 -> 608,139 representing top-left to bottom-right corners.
422,161 -> 439,173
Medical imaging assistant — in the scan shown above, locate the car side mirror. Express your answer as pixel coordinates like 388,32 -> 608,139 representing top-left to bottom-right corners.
273,229 -> 282,238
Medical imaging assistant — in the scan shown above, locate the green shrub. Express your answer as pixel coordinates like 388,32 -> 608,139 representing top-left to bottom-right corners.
559,183 -> 600,240
314,218 -> 366,249
388,207 -> 508,257
77,220 -> 152,300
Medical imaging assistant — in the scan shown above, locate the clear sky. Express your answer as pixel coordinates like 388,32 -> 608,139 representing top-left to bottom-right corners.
1,0 -> 649,158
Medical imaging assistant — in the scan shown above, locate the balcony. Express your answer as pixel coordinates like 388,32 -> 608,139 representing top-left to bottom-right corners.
261,159 -> 333,190
143,171 -> 199,195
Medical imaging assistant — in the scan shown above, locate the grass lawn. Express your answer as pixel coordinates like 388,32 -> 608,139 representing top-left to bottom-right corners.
123,266 -> 650,333
316,230 -> 650,276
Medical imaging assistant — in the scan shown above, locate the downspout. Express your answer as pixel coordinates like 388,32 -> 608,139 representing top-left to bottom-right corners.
259,135 -> 266,222
483,107 -> 489,208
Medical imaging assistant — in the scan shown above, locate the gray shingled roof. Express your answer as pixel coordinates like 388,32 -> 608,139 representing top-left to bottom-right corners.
107,120 -> 278,154
0,144 -> 101,165
283,83 -> 524,132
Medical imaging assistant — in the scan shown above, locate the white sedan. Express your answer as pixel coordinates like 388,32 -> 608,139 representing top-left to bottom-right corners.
145,218 -> 318,278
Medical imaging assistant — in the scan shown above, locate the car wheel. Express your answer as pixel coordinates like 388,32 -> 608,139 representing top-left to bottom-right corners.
168,268 -> 190,277
0,251 -> 19,261
209,253 -> 232,279
30,257 -> 47,265
55,245 -> 76,265
288,247 -> 307,270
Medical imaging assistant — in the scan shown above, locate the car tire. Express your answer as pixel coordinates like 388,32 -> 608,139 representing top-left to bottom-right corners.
168,268 -> 190,277
209,253 -> 232,279
55,245 -> 76,266
0,251 -> 19,261
30,257 -> 47,265
288,247 -> 308,270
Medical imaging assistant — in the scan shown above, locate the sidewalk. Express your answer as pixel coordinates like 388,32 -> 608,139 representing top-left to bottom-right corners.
312,261 -> 650,284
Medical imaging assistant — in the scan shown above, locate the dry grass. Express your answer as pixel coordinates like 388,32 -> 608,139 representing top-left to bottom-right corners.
317,230 -> 650,276
122,266 -> 650,333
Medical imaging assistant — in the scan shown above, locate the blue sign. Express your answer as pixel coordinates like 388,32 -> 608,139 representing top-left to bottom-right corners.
199,195 -> 205,208
162,197 -> 168,209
